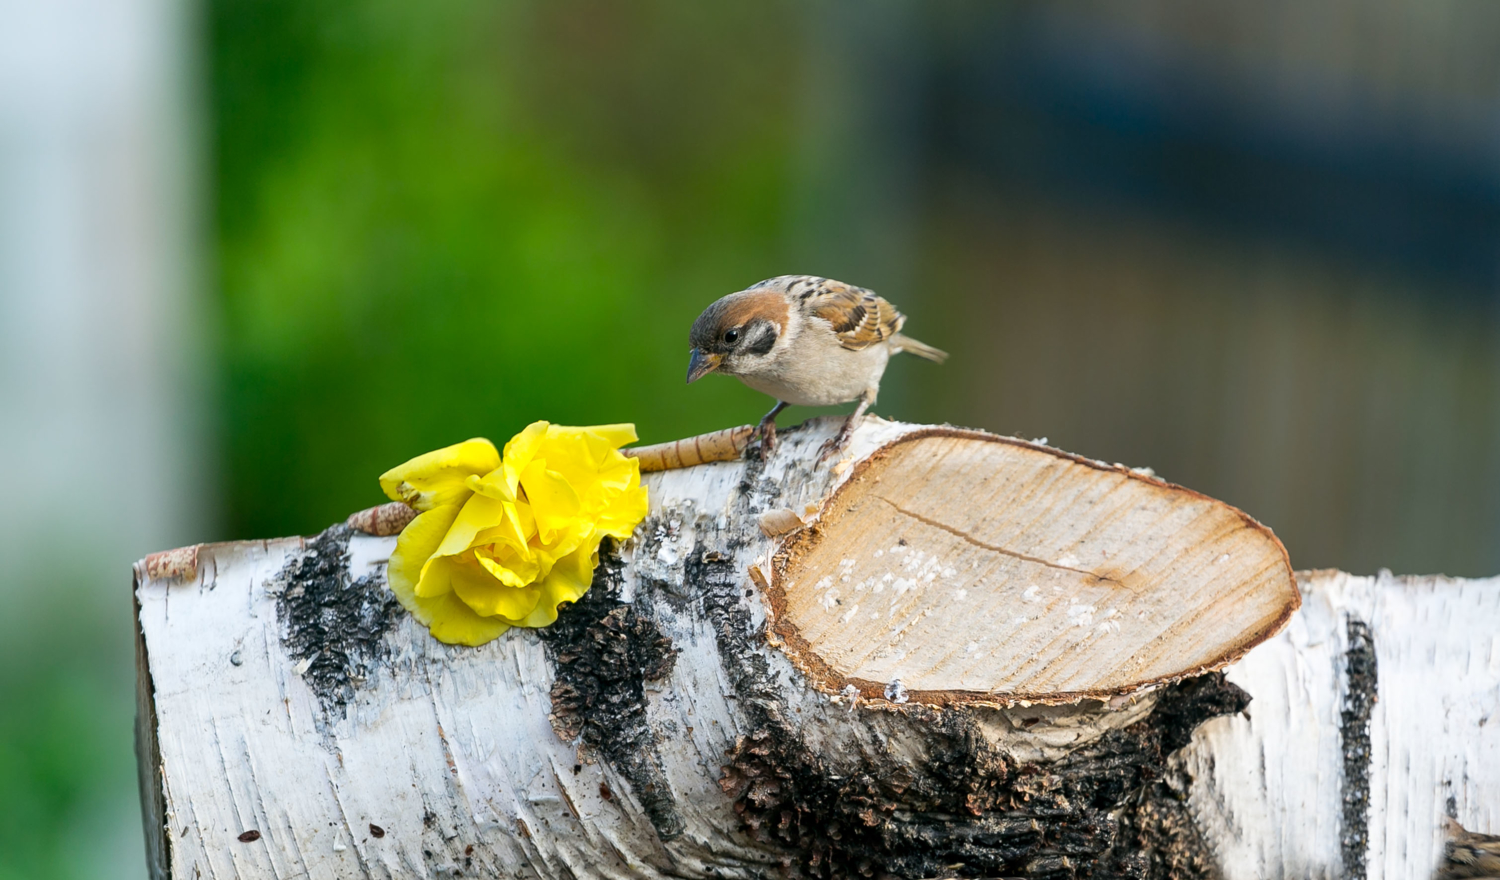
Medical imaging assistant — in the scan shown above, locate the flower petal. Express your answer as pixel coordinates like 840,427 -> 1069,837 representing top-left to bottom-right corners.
568,423 -> 638,448
387,504 -> 462,604
377,422 -> 648,647
473,501 -> 535,560
380,438 -> 498,510
414,554 -> 458,597
521,460 -> 582,543
515,541 -> 599,628
449,558 -> 542,620
434,493 -> 508,559
465,471 -> 516,503
501,421 -> 550,496
422,592 -> 512,646
387,509 -> 511,643
597,483 -> 649,540
474,548 -> 539,588
534,427 -> 603,492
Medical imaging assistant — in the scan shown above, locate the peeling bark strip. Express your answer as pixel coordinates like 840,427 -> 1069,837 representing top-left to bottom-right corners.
275,525 -> 402,716
1340,617 -> 1377,880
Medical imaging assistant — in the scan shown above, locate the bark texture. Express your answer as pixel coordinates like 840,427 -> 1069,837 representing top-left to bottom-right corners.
1177,570 -> 1500,879
132,418 -> 1493,879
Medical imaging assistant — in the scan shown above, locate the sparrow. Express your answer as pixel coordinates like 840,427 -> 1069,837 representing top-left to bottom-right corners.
1440,819 -> 1500,880
686,275 -> 947,458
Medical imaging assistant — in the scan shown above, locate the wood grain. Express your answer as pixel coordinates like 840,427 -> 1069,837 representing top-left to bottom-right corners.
136,419 -> 1494,879
770,429 -> 1298,704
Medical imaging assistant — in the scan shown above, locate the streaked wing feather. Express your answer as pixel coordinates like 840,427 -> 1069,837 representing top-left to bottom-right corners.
809,282 -> 904,351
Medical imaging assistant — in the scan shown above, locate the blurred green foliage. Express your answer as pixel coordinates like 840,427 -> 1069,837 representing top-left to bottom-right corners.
4,5 -> 831,875
214,0 -> 817,539
0,663 -> 131,880
0,560 -> 138,880
8,2 -> 1498,877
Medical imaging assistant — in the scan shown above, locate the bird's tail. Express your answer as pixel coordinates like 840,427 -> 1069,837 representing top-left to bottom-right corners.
892,333 -> 948,364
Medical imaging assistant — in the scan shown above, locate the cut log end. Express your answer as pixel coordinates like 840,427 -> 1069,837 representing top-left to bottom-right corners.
763,427 -> 1298,706
134,417 -> 1330,880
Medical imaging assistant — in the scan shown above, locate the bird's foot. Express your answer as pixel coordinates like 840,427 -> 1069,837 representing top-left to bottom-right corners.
818,414 -> 860,463
752,401 -> 789,462
753,418 -> 778,461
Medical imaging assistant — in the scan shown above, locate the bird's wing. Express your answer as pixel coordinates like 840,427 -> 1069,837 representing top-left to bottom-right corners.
806,280 -> 905,351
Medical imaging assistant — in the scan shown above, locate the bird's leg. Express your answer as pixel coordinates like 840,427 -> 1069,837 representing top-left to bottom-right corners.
755,401 -> 789,460
820,389 -> 875,461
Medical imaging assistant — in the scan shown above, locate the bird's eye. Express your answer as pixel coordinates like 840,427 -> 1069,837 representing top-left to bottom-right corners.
724,328 -> 740,344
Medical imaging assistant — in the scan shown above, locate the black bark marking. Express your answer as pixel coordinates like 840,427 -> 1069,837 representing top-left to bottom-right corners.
676,468 -> 1247,880
668,433 -> 1234,877
1341,617 -> 1378,880
642,423 -> 1243,878
716,676 -> 1244,879
538,541 -> 683,840
275,525 -> 402,717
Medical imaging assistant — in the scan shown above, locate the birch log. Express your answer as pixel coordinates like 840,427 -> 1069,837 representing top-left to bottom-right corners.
133,417 -> 1494,879
1180,569 -> 1500,880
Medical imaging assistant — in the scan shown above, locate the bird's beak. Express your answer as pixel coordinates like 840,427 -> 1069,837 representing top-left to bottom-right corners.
686,349 -> 722,384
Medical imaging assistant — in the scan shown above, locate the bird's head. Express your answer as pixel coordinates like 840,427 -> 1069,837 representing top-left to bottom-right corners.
686,286 -> 789,383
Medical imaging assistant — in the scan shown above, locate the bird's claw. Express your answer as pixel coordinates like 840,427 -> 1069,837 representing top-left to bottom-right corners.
817,425 -> 854,463
753,420 -> 778,461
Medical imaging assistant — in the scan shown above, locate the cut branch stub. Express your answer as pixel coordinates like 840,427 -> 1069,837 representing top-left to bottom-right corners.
768,428 -> 1298,705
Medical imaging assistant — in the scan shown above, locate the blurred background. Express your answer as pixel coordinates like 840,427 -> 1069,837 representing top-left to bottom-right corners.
5,0 -> 1500,875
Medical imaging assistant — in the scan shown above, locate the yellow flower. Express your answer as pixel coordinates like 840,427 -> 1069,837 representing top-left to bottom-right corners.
379,422 -> 648,646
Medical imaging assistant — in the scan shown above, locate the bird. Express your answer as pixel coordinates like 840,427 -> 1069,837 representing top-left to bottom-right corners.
1440,819 -> 1500,880
686,275 -> 947,458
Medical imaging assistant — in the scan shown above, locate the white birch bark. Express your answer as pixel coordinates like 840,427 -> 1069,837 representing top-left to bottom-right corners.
133,418 -> 1495,879
1180,569 -> 1500,880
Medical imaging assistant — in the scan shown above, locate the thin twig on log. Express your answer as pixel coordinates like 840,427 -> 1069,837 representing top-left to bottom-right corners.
131,417 -> 1493,879
623,425 -> 754,471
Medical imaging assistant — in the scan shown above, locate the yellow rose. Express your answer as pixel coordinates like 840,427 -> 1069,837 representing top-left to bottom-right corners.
379,422 -> 648,646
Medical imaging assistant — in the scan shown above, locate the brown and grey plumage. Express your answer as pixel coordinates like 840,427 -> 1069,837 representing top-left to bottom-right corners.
1439,819 -> 1500,880
686,275 -> 946,458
